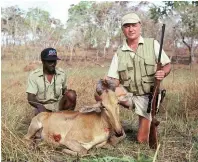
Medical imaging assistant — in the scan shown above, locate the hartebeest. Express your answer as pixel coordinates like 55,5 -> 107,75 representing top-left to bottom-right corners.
24,89 -> 123,156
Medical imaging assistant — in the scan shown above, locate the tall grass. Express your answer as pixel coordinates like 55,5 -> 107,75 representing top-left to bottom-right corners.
1,60 -> 198,162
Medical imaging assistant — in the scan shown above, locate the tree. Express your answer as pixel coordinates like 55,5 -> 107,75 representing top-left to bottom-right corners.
66,1 -> 142,59
1,6 -> 27,46
150,1 -> 198,64
26,8 -> 51,45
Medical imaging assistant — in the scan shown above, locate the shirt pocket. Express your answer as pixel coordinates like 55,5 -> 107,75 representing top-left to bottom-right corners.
118,63 -> 128,81
141,59 -> 155,77
141,76 -> 154,93
37,84 -> 45,100
126,62 -> 133,78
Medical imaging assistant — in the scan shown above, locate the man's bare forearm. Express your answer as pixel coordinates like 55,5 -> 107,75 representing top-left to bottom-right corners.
27,93 -> 46,109
162,63 -> 171,77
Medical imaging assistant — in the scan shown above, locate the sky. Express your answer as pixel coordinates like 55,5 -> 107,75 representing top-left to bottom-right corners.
1,0 -> 81,24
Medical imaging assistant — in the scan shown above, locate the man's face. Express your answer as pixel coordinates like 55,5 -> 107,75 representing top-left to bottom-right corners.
122,23 -> 141,41
42,60 -> 57,74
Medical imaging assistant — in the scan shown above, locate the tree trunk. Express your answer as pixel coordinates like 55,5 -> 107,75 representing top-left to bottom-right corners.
181,35 -> 192,65
103,46 -> 106,58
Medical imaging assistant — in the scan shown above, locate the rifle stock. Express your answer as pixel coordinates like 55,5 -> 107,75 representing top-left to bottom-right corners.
149,24 -> 165,149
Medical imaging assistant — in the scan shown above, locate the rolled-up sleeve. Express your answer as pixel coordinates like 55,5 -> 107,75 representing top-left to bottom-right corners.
154,40 -> 171,66
107,53 -> 119,79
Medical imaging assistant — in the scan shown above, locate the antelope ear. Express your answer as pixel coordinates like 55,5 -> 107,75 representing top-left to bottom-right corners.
96,79 -> 104,96
79,103 -> 102,113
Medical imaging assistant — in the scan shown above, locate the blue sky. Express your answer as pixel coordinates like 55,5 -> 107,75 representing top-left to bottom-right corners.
1,0 -> 81,24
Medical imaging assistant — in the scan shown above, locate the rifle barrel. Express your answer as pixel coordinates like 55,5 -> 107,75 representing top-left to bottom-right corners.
158,24 -> 166,63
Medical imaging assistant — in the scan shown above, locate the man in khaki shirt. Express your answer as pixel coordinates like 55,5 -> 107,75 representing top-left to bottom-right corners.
95,13 -> 171,144
26,48 -> 77,115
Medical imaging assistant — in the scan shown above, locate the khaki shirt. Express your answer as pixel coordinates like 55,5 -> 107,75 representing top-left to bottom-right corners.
108,36 -> 171,79
26,68 -> 67,111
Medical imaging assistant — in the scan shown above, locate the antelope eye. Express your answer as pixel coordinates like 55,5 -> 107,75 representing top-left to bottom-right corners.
103,107 -> 108,111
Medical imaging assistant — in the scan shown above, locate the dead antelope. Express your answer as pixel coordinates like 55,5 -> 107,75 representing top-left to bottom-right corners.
24,88 -> 123,156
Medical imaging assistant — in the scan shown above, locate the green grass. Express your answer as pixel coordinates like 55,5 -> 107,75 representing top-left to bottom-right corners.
1,60 -> 198,162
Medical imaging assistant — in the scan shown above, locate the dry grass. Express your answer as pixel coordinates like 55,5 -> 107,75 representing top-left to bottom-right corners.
1,59 -> 198,162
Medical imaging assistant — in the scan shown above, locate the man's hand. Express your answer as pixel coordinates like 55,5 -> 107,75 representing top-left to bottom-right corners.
37,104 -> 47,113
155,70 -> 166,80
104,76 -> 120,87
155,63 -> 171,81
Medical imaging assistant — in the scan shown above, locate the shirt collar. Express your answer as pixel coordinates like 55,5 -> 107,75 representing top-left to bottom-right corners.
37,68 -> 60,77
37,68 -> 44,77
121,36 -> 144,51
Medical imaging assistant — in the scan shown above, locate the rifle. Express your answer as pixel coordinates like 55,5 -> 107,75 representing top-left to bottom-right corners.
148,24 -> 166,149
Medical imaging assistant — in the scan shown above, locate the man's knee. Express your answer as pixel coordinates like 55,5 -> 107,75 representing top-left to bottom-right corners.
61,89 -> 77,110
65,89 -> 77,101
137,116 -> 150,143
137,135 -> 148,143
118,101 -> 130,108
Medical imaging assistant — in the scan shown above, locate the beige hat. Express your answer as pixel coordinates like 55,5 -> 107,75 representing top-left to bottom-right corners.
121,13 -> 141,26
